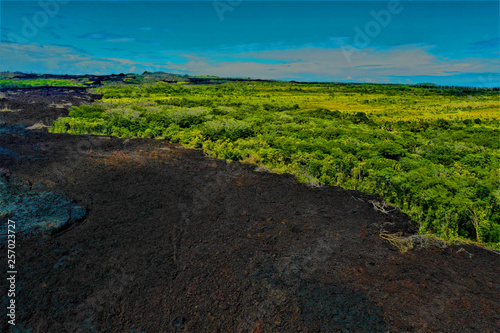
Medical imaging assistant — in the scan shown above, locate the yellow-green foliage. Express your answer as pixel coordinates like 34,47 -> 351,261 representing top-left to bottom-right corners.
0,78 -> 86,89
51,80 -> 500,248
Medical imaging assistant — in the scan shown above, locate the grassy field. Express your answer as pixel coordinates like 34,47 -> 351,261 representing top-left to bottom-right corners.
50,78 -> 500,248
0,78 -> 88,89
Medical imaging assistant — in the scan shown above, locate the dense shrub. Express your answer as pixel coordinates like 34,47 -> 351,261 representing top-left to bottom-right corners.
308,108 -> 342,120
377,142 -> 404,159
68,104 -> 106,119
203,119 -> 253,140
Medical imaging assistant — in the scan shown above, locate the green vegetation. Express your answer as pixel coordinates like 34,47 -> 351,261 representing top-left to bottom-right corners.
0,78 -> 87,89
51,80 -> 500,248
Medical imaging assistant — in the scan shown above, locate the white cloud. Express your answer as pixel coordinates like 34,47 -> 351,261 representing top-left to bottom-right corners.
1,41 -> 498,86
172,44 -> 500,83
0,43 -> 172,74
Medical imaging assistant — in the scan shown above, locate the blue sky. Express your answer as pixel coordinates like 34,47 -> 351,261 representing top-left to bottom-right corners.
1,1 -> 499,87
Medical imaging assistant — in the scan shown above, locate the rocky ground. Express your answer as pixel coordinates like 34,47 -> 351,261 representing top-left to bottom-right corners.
0,87 -> 499,332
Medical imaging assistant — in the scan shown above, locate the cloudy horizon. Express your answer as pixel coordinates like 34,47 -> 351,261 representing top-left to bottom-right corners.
1,0 -> 499,87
